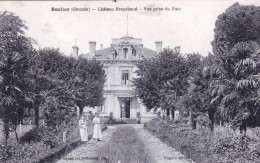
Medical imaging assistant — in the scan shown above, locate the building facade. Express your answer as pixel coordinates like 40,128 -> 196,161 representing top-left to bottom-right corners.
73,36 -> 162,120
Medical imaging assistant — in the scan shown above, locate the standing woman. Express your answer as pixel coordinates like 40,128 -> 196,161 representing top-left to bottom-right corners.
79,114 -> 88,142
93,112 -> 102,141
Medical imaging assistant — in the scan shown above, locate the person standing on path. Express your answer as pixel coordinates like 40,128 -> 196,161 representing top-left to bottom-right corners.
93,112 -> 102,141
79,114 -> 88,142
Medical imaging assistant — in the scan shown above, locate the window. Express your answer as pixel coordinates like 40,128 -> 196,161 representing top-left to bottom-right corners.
123,48 -> 128,58
122,71 -> 129,85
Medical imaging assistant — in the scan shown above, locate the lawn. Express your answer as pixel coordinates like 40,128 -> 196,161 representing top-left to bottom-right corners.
98,126 -> 155,163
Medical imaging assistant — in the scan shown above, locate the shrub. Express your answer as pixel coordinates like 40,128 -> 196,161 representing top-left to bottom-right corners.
215,135 -> 260,162
19,127 -> 44,144
19,126 -> 61,148
0,141 -> 50,162
1,121 -> 81,162
145,118 -> 260,163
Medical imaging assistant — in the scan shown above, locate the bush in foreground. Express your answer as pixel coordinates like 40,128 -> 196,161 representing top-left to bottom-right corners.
145,118 -> 260,163
0,122 -> 80,162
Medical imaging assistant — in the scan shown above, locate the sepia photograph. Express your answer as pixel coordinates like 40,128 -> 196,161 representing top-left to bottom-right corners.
0,0 -> 260,162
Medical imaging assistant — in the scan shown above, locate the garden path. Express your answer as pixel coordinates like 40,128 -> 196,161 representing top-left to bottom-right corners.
131,124 -> 194,163
57,124 -> 194,163
57,125 -> 117,163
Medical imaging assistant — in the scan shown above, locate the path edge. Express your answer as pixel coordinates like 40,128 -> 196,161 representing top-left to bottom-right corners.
27,126 -> 107,163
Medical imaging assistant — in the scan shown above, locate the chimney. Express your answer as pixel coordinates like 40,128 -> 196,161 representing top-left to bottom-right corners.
89,41 -> 96,57
155,41 -> 163,53
100,44 -> 103,50
72,46 -> 79,58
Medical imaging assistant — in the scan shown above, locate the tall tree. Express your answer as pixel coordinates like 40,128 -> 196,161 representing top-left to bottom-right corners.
212,3 -> 260,55
133,49 -> 189,116
162,53 -> 202,120
74,58 -> 106,115
212,3 -> 260,133
211,41 -> 260,133
187,54 -> 218,131
37,48 -> 105,126
0,11 -> 35,144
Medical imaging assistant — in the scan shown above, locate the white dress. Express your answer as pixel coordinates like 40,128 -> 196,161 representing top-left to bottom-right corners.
79,119 -> 88,142
93,117 -> 102,140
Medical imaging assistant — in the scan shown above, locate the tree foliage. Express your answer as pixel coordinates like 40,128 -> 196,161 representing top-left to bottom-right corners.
212,3 -> 260,55
133,49 -> 189,113
211,3 -> 260,131
0,11 -> 36,144
186,54 -> 218,130
211,41 -> 260,131
0,11 -> 106,145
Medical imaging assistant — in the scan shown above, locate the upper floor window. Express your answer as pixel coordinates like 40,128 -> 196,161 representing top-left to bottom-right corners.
122,70 -> 129,85
123,48 -> 128,59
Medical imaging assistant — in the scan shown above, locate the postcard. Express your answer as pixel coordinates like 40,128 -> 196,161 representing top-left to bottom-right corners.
0,0 -> 260,163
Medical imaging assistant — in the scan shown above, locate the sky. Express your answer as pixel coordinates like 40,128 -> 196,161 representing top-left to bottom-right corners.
0,0 -> 260,57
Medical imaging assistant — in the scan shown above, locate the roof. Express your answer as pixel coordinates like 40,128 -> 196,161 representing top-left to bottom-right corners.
81,36 -> 158,59
84,46 -> 157,60
94,47 -> 112,59
137,47 -> 158,58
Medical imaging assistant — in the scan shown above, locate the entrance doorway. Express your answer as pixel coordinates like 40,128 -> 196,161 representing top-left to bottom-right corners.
119,97 -> 131,118
125,100 -> 130,118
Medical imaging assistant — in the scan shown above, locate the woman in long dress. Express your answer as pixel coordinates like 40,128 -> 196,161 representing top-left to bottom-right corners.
79,115 -> 88,142
93,112 -> 102,141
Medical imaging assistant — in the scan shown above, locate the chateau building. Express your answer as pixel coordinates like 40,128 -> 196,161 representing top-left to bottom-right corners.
72,36 -> 163,121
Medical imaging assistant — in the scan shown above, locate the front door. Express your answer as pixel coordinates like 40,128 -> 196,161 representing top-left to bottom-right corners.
120,97 -> 131,118
125,100 -> 130,118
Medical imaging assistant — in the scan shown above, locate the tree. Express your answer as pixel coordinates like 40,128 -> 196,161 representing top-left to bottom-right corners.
187,54 -> 218,131
0,11 -> 35,144
133,48 -> 190,117
73,58 -> 106,115
36,48 -> 77,128
162,53 -> 202,121
211,41 -> 260,134
134,58 -> 162,110
37,48 -> 105,127
212,3 -> 260,55
212,3 -> 260,133
0,11 -> 106,147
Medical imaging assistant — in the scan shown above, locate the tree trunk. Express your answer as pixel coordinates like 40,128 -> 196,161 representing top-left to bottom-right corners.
5,136 -> 8,146
171,108 -> 175,121
35,95 -> 42,127
191,114 -> 197,129
192,120 -> 197,129
3,119 -> 9,146
77,100 -> 84,115
240,120 -> 247,135
166,108 -> 170,117
14,128 -> 19,143
20,117 -> 23,125
208,109 -> 215,132
34,106 -> 39,127
79,105 -> 84,115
